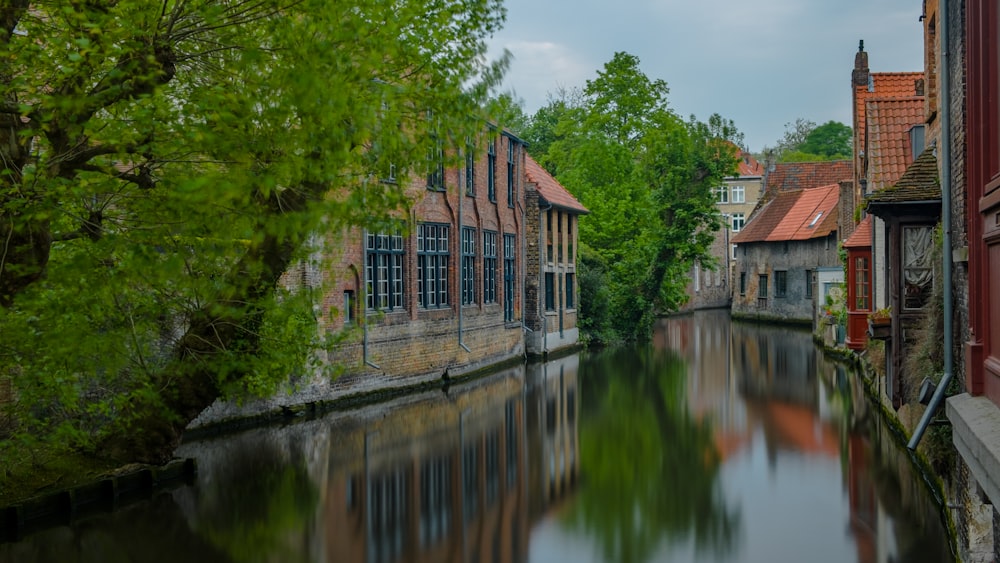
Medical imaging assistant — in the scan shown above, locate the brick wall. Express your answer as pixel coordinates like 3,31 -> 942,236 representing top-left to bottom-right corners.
315,128 -> 527,392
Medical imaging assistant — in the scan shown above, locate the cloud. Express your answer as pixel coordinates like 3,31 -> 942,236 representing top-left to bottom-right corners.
490,40 -> 592,112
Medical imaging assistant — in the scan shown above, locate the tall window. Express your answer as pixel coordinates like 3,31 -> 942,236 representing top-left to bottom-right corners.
417,223 -> 449,308
556,212 -> 563,263
465,142 -> 475,196
507,140 -> 515,207
461,227 -> 476,305
903,226 -> 933,310
487,132 -> 496,202
565,273 -> 575,308
855,257 -> 870,309
365,231 -> 404,311
732,184 -> 745,203
775,270 -> 787,298
427,140 -> 444,191
546,209 -> 553,263
805,269 -> 814,298
503,234 -> 516,322
758,274 -> 768,298
739,272 -> 746,295
732,213 -> 745,232
483,230 -> 497,304
567,215 -> 575,264
717,185 -> 729,203
544,272 -> 555,311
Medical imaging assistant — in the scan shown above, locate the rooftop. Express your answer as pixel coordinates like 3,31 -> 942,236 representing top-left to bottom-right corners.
865,96 -> 924,191
732,183 -> 839,244
524,154 -> 589,214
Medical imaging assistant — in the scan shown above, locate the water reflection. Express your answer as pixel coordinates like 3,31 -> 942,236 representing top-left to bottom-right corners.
1,312 -> 952,563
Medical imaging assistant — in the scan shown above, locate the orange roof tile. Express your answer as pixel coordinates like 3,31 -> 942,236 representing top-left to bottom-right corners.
765,160 -> 852,193
854,72 -> 923,160
732,184 -> 839,244
866,96 -> 924,191
843,215 -> 873,249
524,154 -> 589,214
737,150 -> 764,177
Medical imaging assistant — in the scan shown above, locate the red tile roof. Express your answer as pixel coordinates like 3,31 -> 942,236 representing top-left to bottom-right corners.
525,154 -> 589,214
843,215 -> 872,249
854,72 -> 923,162
732,184 -> 839,244
866,96 -> 924,191
737,150 -> 764,177
765,160 -> 852,193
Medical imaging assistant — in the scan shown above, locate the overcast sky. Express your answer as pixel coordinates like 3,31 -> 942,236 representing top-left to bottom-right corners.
487,0 -> 925,153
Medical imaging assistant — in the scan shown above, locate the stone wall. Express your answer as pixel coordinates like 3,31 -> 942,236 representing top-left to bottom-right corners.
731,234 -> 840,322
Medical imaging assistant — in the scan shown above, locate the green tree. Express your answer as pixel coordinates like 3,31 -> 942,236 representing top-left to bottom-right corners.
0,0 -> 508,464
541,52 -> 738,341
798,120 -> 852,159
763,118 -> 852,162
486,91 -> 529,137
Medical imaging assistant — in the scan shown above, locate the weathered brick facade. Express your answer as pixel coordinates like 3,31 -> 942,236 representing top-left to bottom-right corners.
320,130 -> 528,390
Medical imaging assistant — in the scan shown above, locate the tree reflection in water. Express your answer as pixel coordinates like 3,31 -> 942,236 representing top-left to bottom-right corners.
569,346 -> 739,563
192,442 -> 318,563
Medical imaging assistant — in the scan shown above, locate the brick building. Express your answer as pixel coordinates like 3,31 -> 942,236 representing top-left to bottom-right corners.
731,184 -> 841,324
682,147 -> 764,312
523,155 -> 588,356
319,127 -> 530,394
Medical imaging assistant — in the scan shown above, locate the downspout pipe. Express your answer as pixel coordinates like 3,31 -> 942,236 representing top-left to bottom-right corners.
909,0 -> 952,450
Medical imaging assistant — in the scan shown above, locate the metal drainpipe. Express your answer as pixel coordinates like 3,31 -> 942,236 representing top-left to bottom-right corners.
909,0 -> 952,450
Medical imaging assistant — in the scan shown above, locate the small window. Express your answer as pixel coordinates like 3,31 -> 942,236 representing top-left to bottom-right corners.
717,185 -> 729,204
732,213 -> 745,232
544,272 -> 555,311
739,272 -> 746,296
775,270 -> 787,298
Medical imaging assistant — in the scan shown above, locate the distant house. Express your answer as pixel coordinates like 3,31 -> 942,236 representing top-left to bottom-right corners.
523,155 -> 588,356
731,184 -> 841,323
844,42 -> 928,402
683,147 -> 764,311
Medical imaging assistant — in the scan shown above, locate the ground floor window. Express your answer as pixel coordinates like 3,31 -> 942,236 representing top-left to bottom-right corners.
365,231 -> 404,311
854,258 -> 869,309
461,227 -> 476,305
503,234 -> 516,321
483,230 -> 497,304
774,270 -> 787,298
418,223 -> 449,308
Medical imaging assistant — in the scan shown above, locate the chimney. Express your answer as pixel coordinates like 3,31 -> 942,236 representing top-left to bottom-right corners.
853,40 -> 869,87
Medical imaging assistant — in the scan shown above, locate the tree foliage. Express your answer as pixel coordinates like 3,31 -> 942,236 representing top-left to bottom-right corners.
0,0 -> 508,463
528,52 -> 739,342
763,118 -> 852,162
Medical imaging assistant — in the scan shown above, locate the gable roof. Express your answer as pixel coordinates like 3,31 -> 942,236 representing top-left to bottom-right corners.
843,215 -> 873,249
732,184 -> 839,244
524,154 -> 589,214
736,150 -> 764,177
866,96 -> 924,191
765,160 -> 853,193
866,146 -> 941,208
854,72 -> 924,152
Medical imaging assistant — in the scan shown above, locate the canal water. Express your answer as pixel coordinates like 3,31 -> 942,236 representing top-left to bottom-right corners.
1,310 -> 952,562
